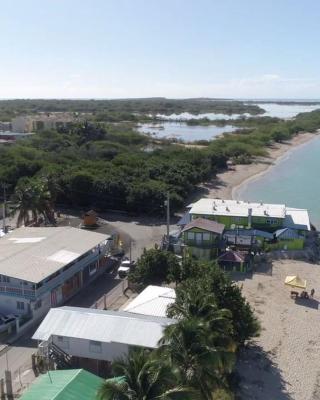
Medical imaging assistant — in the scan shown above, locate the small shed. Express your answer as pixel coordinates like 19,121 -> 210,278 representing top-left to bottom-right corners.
217,249 -> 250,273
83,210 -> 98,227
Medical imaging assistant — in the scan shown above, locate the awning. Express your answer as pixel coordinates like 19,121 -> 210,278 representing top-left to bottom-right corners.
284,275 -> 307,289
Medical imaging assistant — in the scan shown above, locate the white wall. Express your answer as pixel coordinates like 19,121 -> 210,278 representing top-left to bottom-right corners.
52,335 -> 130,362
0,294 -> 30,315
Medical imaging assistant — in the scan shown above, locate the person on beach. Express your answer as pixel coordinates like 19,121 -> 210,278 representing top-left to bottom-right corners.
311,288 -> 315,298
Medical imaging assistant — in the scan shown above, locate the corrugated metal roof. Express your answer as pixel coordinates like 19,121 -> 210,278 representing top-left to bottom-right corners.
123,285 -> 176,317
274,228 -> 302,239
32,306 -> 175,349
181,218 -> 225,234
190,198 -> 286,218
224,229 -> 274,239
20,369 -> 103,400
0,227 -> 110,283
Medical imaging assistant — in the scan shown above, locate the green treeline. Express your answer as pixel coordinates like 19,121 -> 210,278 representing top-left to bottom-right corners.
0,98 -> 263,119
1,110 -> 320,214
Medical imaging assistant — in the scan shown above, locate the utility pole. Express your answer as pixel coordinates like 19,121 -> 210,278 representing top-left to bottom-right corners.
165,192 -> 170,249
2,183 -> 7,234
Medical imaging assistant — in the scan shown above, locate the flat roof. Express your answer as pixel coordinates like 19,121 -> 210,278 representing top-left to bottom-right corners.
284,208 -> 311,231
32,306 -> 175,349
123,285 -> 176,318
190,198 -> 286,219
0,227 -> 109,283
20,369 -> 104,400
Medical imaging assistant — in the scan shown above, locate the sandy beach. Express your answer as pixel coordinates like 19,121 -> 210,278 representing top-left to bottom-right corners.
237,260 -> 320,400
200,131 -> 320,400
201,131 -> 318,200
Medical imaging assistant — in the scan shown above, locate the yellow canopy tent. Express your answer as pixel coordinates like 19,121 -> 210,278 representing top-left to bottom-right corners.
284,275 -> 307,289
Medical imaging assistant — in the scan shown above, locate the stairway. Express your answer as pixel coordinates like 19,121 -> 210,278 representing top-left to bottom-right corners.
49,342 -> 73,369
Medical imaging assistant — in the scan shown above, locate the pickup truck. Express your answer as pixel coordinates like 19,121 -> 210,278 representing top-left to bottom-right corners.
117,259 -> 135,279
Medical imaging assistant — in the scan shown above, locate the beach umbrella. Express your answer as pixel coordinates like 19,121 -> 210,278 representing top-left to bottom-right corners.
284,275 -> 307,289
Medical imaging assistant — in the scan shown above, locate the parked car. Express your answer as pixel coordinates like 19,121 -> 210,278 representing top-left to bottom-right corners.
117,258 -> 135,279
0,314 -> 19,333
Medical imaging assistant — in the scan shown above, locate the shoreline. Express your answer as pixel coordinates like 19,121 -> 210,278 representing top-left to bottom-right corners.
202,131 -> 319,200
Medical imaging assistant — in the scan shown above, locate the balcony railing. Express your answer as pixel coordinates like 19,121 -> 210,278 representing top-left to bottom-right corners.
0,285 -> 36,300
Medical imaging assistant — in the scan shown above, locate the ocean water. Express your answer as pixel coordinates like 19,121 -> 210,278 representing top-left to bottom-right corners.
250,103 -> 320,119
155,103 -> 320,121
138,122 -> 239,141
235,136 -> 320,228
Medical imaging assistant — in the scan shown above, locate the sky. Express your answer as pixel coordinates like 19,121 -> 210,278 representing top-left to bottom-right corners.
1,0 -> 320,99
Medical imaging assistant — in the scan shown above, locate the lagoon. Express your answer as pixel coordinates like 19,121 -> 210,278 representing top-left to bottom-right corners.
235,136 -> 320,228
138,122 -> 239,142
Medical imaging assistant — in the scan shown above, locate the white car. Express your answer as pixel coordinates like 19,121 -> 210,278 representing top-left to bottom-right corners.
117,259 -> 134,278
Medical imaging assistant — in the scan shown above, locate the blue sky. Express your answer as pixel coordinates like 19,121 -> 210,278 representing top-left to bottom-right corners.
1,0 -> 320,99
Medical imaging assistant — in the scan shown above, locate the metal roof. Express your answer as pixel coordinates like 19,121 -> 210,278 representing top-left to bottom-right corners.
0,227 -> 110,283
284,208 -> 311,231
123,285 -> 176,317
190,198 -> 286,219
181,218 -> 225,234
224,229 -> 274,239
218,250 -> 246,263
176,212 -> 191,226
274,228 -> 302,239
20,369 -> 103,400
32,306 -> 175,349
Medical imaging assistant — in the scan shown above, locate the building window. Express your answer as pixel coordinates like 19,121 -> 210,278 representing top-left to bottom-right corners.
266,219 -> 278,225
57,336 -> 69,349
89,340 -> 102,354
17,301 -> 25,310
195,233 -> 202,244
203,233 -> 210,241
187,232 -> 195,240
89,263 -> 97,276
0,275 -> 10,283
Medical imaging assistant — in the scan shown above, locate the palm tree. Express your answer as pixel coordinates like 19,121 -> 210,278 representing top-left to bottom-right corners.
158,318 -> 235,400
12,177 -> 55,227
98,348 -> 197,400
167,283 -> 235,350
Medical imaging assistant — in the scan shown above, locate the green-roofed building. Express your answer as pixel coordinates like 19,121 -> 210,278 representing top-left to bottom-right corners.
20,369 -> 104,400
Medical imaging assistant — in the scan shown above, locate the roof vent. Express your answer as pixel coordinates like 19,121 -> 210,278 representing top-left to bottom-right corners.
260,201 -> 263,206
222,199 -> 225,203
226,206 -> 230,212
264,210 -> 268,215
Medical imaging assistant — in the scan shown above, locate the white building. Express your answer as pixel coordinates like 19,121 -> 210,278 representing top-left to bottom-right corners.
0,227 -> 111,321
123,285 -> 176,318
32,306 -> 175,374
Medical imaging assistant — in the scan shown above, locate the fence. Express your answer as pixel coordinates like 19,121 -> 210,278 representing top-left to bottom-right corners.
92,279 -> 129,310
0,351 -> 37,399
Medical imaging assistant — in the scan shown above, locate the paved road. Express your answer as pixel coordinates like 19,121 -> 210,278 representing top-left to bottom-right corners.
0,273 -> 125,396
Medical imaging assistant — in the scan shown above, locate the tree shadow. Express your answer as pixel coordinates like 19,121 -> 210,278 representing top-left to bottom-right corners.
236,344 -> 293,400
294,297 -> 319,310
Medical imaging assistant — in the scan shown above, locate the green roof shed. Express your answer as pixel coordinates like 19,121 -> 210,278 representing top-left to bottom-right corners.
20,369 -> 104,400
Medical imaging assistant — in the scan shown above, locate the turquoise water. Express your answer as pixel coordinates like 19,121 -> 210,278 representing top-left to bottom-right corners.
235,136 -> 320,228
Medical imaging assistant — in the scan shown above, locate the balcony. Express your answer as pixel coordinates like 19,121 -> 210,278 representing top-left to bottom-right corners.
0,285 -> 36,300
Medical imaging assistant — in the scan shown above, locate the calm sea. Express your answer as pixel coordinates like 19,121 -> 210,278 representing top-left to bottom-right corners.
235,136 -> 320,228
